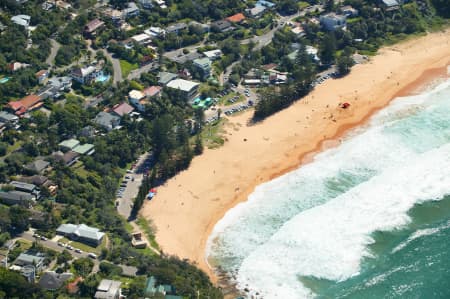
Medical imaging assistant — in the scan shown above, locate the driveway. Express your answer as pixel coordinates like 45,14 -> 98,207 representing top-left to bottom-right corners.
46,39 -> 61,67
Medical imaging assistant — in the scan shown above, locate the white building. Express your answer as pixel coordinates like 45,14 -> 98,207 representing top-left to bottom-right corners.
131,33 -> 152,45
128,90 -> 147,112
166,79 -> 199,100
203,49 -> 223,60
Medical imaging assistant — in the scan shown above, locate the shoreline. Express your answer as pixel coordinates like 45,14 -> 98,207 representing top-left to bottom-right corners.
141,30 -> 450,288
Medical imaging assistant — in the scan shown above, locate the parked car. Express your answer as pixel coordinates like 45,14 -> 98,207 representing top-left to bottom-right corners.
88,253 -> 97,259
74,249 -> 82,253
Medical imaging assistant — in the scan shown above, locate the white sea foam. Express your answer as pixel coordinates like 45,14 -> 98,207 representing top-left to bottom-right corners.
236,143 -> 450,298
391,220 -> 450,253
207,79 -> 450,298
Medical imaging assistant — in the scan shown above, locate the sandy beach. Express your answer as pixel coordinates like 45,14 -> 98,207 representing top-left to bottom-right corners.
141,29 -> 450,283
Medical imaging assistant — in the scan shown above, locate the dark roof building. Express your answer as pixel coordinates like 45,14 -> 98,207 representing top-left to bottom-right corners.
39,271 -> 73,291
94,112 -> 121,131
0,191 -> 35,206
24,159 -> 50,174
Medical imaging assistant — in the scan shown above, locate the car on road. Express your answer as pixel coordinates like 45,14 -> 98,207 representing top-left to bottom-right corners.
125,175 -> 131,179
66,245 -> 73,250
74,249 -> 82,253
88,253 -> 97,259
40,236 -> 48,241
57,242 -> 64,247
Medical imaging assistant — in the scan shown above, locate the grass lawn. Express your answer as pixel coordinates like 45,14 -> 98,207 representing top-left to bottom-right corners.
120,60 -> 138,78
136,217 -> 159,250
16,239 -> 32,251
65,236 -> 107,255
6,141 -> 23,155
200,118 -> 227,149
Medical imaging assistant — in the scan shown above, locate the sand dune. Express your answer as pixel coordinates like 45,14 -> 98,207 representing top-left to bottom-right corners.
141,30 -> 450,282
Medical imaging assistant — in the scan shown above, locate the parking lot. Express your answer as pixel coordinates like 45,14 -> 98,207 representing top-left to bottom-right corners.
115,153 -> 150,220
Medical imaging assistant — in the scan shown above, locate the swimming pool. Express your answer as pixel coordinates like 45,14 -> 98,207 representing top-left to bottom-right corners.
0,77 -> 10,84
96,74 -> 110,83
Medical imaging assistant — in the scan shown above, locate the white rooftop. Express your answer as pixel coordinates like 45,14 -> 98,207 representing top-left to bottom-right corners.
128,90 -> 145,100
166,79 -> 199,92
131,33 -> 151,43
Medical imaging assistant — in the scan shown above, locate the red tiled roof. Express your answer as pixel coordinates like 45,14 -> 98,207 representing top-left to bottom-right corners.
143,86 -> 161,97
85,19 -> 104,33
35,70 -> 48,77
112,102 -> 134,117
8,94 -> 42,115
226,13 -> 246,23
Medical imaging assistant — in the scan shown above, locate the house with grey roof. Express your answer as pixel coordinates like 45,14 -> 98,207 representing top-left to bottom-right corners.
39,271 -> 73,291
14,252 -> 45,271
193,57 -> 212,79
59,138 -> 80,151
9,180 -> 38,194
57,223 -> 105,246
166,22 -> 187,34
94,112 -> 121,131
320,13 -> 347,31
24,159 -> 50,174
52,151 -> 79,167
0,111 -> 19,124
0,191 -> 35,206
95,279 -> 122,299
73,144 -> 95,155
157,72 -> 178,86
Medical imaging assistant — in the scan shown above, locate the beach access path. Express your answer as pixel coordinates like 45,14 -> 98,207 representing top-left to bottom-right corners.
141,30 -> 450,281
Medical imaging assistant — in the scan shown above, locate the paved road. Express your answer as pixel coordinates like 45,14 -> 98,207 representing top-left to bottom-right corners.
18,231 -> 96,261
127,62 -> 159,81
46,39 -> 61,67
102,49 -> 123,86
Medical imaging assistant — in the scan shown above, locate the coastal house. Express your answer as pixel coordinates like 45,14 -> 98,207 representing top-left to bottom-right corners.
166,79 -> 199,101
11,15 -> 31,30
188,21 -> 210,34
71,66 -> 103,84
112,102 -> 134,117
8,94 -> 43,116
8,62 -> 31,72
24,159 -> 50,174
52,151 -> 80,167
143,85 -> 162,98
226,13 -> 246,23
56,223 -> 105,246
380,0 -> 400,10
39,271 -> 73,291
131,33 -> 152,45
139,0 -> 153,9
84,19 -> 105,38
144,26 -> 166,38
0,191 -> 35,206
94,279 -> 122,299
0,111 -> 19,125
168,51 -> 202,64
35,70 -> 49,85
122,2 -> 140,19
211,20 -> 234,33
157,72 -> 178,86
94,112 -> 121,131
340,5 -> 359,17
9,180 -> 38,195
73,143 -> 95,156
14,252 -> 45,271
166,22 -> 188,35
320,13 -> 347,31
203,49 -> 223,60
59,138 -> 80,151
193,58 -> 212,80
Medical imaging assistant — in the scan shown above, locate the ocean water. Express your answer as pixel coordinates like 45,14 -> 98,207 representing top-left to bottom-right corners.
206,78 -> 450,298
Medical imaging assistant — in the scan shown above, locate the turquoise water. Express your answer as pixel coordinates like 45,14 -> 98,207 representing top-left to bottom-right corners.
207,79 -> 450,298
0,77 -> 10,84
96,74 -> 110,83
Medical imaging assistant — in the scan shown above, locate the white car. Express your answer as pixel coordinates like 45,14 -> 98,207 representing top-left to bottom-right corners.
74,249 -> 82,253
